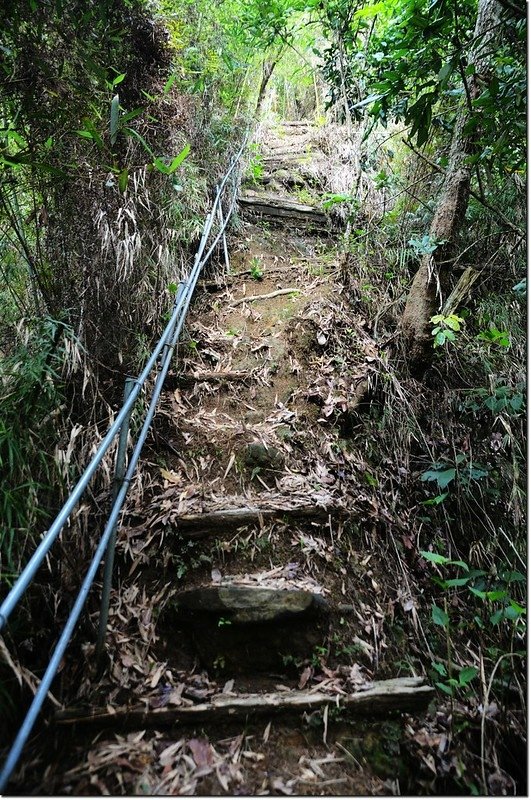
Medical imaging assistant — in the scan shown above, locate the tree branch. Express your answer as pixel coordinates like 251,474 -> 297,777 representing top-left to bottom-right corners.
403,140 -> 524,236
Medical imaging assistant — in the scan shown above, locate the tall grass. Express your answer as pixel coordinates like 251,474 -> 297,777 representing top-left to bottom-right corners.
0,317 -> 79,585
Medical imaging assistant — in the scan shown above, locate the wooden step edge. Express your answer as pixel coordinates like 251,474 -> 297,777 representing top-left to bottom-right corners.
173,503 -> 348,537
238,196 -> 326,217
55,678 -> 435,732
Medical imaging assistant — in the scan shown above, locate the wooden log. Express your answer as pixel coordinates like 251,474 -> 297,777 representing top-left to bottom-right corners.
442,267 -> 481,316
239,195 -> 329,230
239,190 -> 324,216
280,120 -> 316,127
173,503 -> 346,536
55,678 -> 435,732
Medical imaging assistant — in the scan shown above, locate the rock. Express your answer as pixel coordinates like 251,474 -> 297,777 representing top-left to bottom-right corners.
176,586 -> 327,623
243,441 -> 283,471
274,168 -> 305,188
171,585 -> 330,672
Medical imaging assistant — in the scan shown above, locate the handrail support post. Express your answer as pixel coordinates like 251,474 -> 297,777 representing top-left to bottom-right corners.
218,202 -> 231,274
96,376 -> 135,659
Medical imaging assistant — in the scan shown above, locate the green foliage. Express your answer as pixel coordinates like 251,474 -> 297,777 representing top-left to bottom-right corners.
409,235 -> 441,256
249,256 -> 264,280
247,145 -> 265,182
421,452 -> 489,493
0,317 -> 77,581
461,384 -> 525,417
476,325 -> 510,348
423,552 -> 526,697
430,314 -> 464,348
432,661 -> 478,697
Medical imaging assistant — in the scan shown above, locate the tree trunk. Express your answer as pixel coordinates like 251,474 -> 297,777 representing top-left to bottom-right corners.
254,50 -> 283,118
401,0 -> 500,370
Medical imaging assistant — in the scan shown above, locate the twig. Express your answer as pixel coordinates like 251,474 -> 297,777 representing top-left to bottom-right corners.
229,288 -> 300,306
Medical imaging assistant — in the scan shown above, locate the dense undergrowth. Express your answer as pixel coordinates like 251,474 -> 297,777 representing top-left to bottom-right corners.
0,0 -> 247,582
0,0 -> 247,739
343,187 -> 526,793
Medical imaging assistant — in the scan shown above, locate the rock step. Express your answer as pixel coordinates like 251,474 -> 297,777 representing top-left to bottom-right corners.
262,152 -> 313,164
170,585 -> 329,671
55,678 -> 435,732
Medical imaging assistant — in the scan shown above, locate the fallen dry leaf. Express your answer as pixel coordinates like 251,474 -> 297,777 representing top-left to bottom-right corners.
188,738 -> 213,769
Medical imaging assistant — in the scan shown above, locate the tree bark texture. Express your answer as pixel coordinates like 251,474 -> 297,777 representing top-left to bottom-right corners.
401,0 -> 500,370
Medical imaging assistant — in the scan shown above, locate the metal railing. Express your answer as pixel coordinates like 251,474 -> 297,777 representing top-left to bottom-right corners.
0,136 -> 247,792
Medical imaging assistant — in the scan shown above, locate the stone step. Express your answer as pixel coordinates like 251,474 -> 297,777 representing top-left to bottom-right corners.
170,584 -> 330,671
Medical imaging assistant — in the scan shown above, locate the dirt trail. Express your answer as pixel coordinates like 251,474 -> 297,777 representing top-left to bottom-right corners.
15,122 -> 433,796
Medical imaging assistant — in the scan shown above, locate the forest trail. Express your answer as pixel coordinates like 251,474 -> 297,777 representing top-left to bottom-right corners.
19,122 -> 433,796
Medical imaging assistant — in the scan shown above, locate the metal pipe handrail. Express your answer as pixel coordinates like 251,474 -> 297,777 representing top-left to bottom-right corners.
0,136 -> 245,631
0,133 -> 248,792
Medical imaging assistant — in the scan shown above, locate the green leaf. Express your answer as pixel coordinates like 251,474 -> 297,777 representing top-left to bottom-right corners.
120,108 -> 143,125
432,661 -> 447,676
354,2 -> 386,18
164,73 -> 177,94
458,666 -> 478,685
152,157 -> 169,174
123,127 -> 155,158
436,681 -> 454,696
485,590 -> 507,602
110,93 -> 120,146
432,604 -> 449,628
421,492 -> 448,506
445,577 -> 470,587
420,550 -> 450,565
444,314 -> 463,331
167,143 -> 190,173
500,570 -> 526,583
112,73 -> 126,87
118,167 -> 128,193
421,466 -> 456,489
489,608 -> 504,625
438,60 -> 454,87
448,560 -> 469,570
